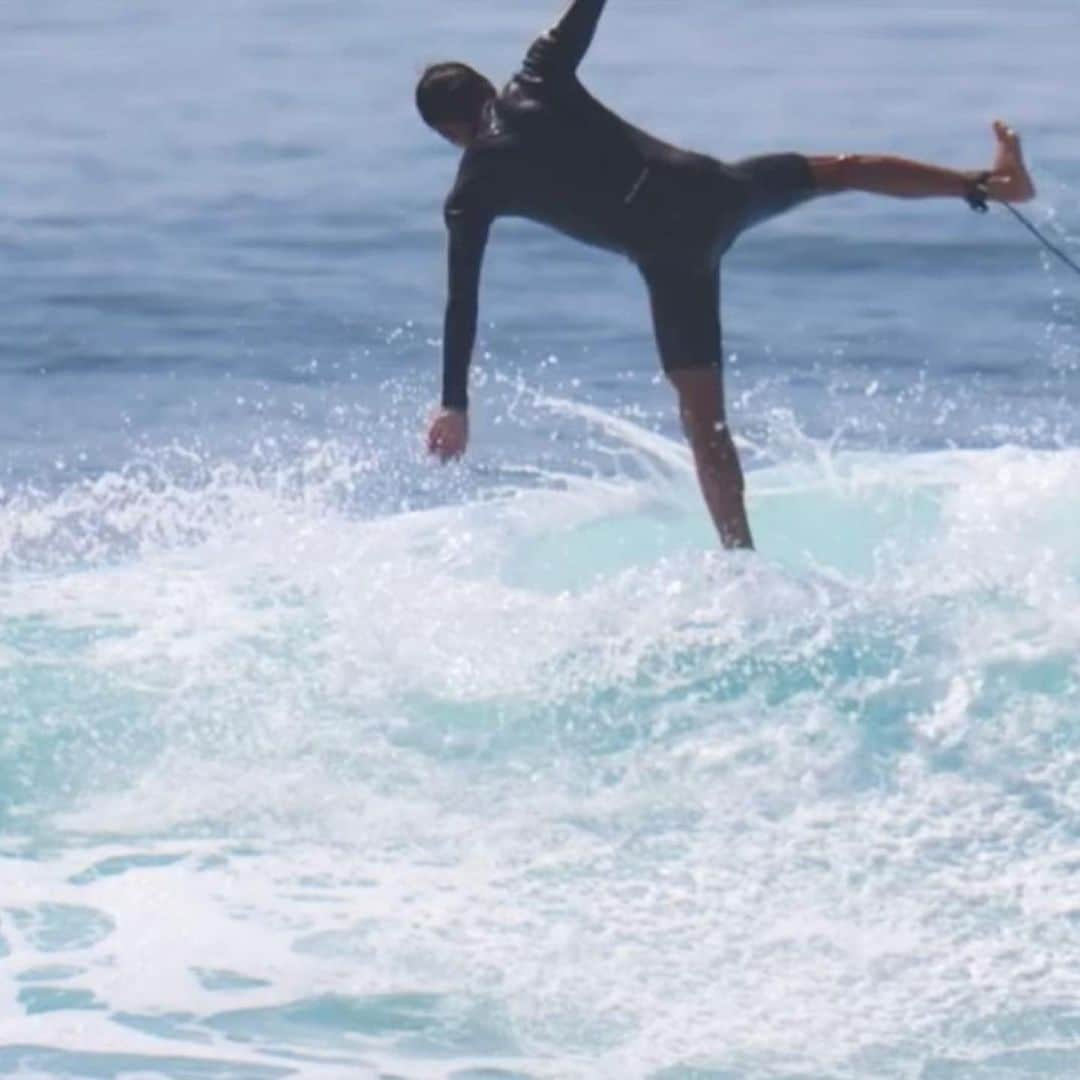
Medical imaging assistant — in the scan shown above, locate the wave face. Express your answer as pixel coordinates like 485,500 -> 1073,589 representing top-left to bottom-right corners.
2,404 -> 1078,1079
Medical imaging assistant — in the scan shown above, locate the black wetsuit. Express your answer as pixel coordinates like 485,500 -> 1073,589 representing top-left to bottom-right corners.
440,0 -> 816,410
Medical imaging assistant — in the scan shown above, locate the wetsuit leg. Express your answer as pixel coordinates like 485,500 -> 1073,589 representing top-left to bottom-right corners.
639,262 -> 753,548
639,264 -> 722,373
734,152 -> 818,231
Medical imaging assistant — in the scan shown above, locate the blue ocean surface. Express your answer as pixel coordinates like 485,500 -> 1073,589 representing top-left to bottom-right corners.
1,1 -> 1078,1077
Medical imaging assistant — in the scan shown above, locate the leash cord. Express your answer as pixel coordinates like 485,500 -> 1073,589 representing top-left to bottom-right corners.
966,174 -> 1080,278
999,202 -> 1080,278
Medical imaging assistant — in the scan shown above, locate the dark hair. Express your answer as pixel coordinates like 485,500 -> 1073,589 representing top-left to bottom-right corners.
415,62 -> 492,129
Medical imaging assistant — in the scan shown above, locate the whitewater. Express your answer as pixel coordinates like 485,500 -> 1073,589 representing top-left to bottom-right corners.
3,399 -> 1079,1077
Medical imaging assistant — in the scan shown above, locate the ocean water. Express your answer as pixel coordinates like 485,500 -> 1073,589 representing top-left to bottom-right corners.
1,1 -> 1078,1077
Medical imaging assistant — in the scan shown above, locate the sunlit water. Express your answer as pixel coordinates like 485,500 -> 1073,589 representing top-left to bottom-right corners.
1,2 -> 1078,1078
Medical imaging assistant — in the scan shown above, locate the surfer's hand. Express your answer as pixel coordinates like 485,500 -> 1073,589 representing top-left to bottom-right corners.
427,407 -> 469,462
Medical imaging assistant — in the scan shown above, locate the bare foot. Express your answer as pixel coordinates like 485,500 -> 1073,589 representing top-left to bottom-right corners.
988,120 -> 1036,203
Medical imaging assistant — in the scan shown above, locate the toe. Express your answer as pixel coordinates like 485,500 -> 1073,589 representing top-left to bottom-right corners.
994,120 -> 1020,148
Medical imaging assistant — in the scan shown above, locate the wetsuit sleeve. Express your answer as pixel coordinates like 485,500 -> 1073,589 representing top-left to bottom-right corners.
441,212 -> 491,411
522,0 -> 609,80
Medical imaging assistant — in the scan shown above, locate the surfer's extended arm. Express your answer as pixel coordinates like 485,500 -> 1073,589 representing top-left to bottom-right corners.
523,0 -> 610,79
440,213 -> 490,412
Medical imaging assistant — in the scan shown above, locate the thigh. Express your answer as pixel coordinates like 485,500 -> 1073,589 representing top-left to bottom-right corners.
733,152 -> 818,230
639,264 -> 722,375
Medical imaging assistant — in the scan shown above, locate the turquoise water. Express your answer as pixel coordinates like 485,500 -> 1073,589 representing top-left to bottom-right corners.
2,1 -> 1079,1077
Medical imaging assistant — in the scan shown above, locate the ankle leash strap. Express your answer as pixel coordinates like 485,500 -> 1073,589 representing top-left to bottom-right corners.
965,171 -> 992,213
967,175 -> 1080,279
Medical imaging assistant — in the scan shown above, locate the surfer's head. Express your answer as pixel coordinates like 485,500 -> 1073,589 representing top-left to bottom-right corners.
416,62 -> 496,148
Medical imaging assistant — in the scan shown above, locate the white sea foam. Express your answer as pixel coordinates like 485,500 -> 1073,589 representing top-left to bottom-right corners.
1,405 -> 1079,1078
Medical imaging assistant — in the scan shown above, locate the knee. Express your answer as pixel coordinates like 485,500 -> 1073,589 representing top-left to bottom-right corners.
666,368 -> 734,445
683,412 -> 739,467
679,404 -> 719,440
676,396 -> 723,446
810,153 -> 866,192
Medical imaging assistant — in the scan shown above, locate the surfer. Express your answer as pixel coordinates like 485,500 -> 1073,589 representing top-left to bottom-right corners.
417,0 -> 1036,549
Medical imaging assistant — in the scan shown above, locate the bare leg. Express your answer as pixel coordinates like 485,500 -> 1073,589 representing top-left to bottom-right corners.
808,121 -> 1035,203
668,368 -> 753,550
